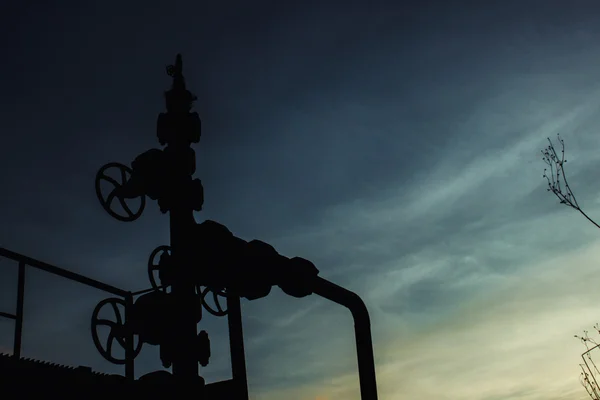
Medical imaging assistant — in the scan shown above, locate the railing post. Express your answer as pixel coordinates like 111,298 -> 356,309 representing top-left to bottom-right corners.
13,261 -> 25,359
125,292 -> 135,381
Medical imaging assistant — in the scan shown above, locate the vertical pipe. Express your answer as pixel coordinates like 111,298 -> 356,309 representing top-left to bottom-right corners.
313,277 -> 378,400
125,292 -> 135,381
227,295 -> 248,399
159,54 -> 201,382
169,206 -> 199,380
13,261 -> 25,359
353,312 -> 378,400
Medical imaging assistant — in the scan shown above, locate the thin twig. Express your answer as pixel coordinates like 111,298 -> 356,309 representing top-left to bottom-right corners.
542,133 -> 600,229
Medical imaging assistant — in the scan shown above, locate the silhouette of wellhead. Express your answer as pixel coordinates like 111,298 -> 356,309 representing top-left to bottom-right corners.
0,55 -> 379,400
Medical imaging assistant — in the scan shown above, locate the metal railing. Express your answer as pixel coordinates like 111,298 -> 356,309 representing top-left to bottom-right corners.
0,246 -> 135,380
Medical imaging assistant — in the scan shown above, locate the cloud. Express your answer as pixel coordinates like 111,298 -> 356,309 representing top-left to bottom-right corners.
371,241 -> 600,400
5,3 -> 600,400
250,239 -> 600,400
8,68 -> 600,399
243,76 -> 600,399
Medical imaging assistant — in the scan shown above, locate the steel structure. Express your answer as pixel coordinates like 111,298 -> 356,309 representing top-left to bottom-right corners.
0,54 -> 379,400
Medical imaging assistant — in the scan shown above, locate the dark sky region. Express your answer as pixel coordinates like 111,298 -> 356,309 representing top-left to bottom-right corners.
3,1 -> 600,399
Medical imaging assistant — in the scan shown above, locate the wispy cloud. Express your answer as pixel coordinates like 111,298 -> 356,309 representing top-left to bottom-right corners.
4,3 -> 600,400
251,239 -> 600,400
245,76 -> 600,398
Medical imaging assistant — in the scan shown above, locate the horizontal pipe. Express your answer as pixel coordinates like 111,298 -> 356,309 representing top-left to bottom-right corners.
0,311 -> 16,320
312,277 -> 378,400
0,247 -> 128,297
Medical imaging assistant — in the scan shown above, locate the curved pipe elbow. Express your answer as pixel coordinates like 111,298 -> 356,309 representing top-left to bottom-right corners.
312,276 -> 378,400
312,277 -> 370,326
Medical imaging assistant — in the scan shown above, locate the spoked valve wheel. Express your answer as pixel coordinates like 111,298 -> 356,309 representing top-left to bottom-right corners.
198,286 -> 229,317
95,162 -> 146,222
148,245 -> 172,293
91,297 -> 143,365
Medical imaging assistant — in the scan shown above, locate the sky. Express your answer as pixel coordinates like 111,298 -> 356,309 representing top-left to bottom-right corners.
2,0 -> 600,399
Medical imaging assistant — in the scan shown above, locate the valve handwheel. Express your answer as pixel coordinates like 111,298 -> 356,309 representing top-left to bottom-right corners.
148,245 -> 172,292
198,286 -> 229,317
91,298 -> 143,365
95,162 -> 146,222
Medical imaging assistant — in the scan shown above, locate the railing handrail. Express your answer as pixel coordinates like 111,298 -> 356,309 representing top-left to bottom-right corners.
0,247 -> 128,297
0,246 -> 131,374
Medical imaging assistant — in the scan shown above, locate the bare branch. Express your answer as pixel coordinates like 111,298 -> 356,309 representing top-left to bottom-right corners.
576,327 -> 600,399
542,133 -> 600,229
581,364 -> 600,400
